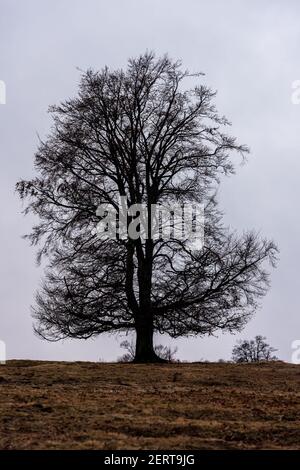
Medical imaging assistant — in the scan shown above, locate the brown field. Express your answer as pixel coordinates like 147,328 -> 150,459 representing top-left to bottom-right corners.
0,360 -> 300,450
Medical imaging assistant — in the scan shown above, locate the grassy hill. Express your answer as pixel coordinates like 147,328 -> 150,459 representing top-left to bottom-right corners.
0,360 -> 299,449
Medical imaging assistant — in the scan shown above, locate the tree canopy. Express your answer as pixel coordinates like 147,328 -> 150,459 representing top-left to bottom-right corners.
17,52 -> 277,362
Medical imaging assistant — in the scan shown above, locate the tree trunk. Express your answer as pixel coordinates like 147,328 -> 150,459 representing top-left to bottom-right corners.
134,238 -> 166,363
133,322 -> 167,363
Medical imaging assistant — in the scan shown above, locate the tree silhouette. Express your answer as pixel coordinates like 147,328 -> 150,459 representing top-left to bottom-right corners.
232,335 -> 278,363
17,52 -> 277,362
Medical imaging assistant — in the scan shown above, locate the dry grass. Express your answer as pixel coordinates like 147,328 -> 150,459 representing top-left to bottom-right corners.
0,360 -> 300,449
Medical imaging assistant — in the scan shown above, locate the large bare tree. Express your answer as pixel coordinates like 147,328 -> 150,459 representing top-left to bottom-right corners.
17,52 -> 277,362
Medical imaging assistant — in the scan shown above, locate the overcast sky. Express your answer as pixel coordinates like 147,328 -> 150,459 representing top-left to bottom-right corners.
1,0 -> 300,362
